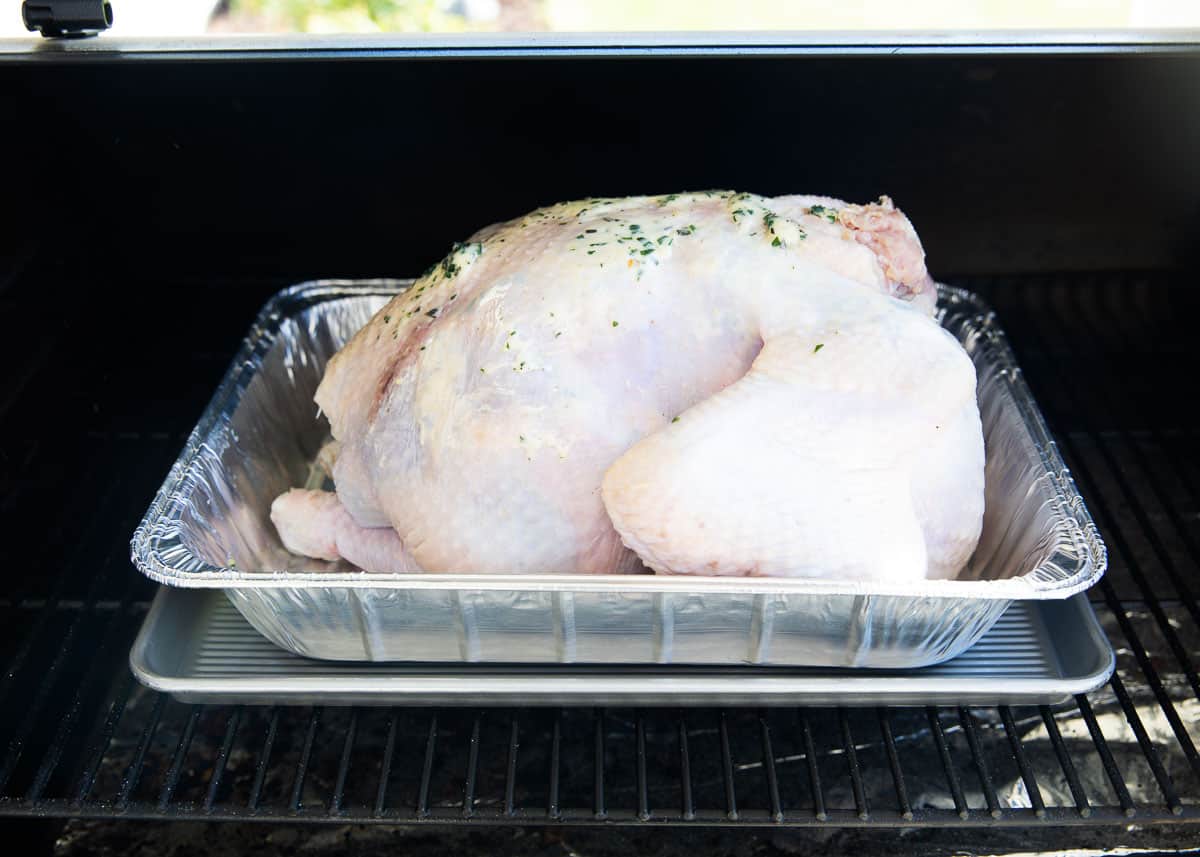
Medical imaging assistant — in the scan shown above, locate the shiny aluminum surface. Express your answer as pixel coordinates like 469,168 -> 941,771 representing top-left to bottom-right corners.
131,281 -> 1106,667
129,587 -> 1115,706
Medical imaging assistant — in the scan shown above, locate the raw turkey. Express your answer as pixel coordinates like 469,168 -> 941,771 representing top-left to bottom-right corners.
271,191 -> 985,580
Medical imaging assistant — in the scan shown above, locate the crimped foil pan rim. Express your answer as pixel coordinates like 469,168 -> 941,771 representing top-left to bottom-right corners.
130,280 -> 1106,601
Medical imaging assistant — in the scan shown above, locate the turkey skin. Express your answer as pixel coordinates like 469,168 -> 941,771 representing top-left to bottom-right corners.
271,191 -> 984,581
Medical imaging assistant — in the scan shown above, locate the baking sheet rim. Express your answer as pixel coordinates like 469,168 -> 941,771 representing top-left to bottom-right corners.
128,587 -> 1116,706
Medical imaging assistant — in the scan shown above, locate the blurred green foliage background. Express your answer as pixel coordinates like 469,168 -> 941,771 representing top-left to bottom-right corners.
217,0 -> 536,32
214,0 -> 1200,34
3,0 -> 1197,37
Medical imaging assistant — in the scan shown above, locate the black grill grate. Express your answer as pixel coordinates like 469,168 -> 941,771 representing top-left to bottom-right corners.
0,266 -> 1197,828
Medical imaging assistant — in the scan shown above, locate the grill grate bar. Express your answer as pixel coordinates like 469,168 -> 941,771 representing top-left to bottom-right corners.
0,452 -> 131,708
504,713 -> 520,818
157,705 -> 201,809
1070,438 -> 1200,694
247,707 -> 280,811
547,711 -> 562,820
1053,421 -> 1200,774
593,708 -> 606,819
416,712 -> 437,818
0,599 -> 146,614
1065,431 -> 1200,704
23,606 -> 132,802
758,713 -> 783,823
1139,422 -> 1200,628
0,602 -> 64,710
1038,705 -> 1090,818
927,708 -> 969,820
9,797 -> 1200,826
635,711 -> 649,820
1086,477 -> 1200,703
1,446 -> 189,797
289,708 -> 321,812
204,706 -> 243,811
1063,283 -> 1200,629
998,706 -> 1046,818
117,693 -> 166,809
798,710 -> 827,822
1106,674 -> 1182,815
72,671 -> 137,805
718,710 -> 738,821
462,713 -> 482,818
1099,579 -> 1200,779
0,580 -> 110,795
877,708 -> 913,821
372,710 -> 398,818
1020,284 -> 1200,707
678,712 -> 694,821
1073,694 -> 1135,817
959,707 -> 1002,819
839,709 -> 869,821
1008,294 -> 1200,772
1006,277 -> 1200,801
329,707 -> 358,815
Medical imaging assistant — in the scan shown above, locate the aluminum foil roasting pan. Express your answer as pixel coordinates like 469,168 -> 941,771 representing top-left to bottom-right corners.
131,280 -> 1106,668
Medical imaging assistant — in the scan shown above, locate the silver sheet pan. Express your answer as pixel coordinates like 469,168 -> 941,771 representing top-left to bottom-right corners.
131,281 -> 1106,667
129,587 -> 1114,706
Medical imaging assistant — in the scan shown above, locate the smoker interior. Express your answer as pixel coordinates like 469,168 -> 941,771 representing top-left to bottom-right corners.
0,42 -> 1197,835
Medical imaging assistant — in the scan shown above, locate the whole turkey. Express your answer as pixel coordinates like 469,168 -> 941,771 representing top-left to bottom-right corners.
271,191 -> 985,581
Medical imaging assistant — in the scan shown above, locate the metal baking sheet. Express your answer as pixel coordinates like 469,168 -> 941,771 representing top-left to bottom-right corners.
130,280 -> 1106,668
130,587 -> 1115,707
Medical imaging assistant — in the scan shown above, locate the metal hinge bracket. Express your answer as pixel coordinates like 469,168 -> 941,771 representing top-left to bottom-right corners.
22,1 -> 113,38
